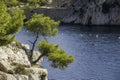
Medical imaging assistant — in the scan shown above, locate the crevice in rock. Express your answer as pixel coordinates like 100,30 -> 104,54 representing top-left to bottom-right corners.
102,2 -> 110,14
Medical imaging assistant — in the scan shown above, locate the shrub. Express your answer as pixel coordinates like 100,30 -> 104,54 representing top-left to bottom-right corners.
13,64 -> 29,75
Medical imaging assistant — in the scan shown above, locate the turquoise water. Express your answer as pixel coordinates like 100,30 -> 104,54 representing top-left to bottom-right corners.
16,25 -> 120,80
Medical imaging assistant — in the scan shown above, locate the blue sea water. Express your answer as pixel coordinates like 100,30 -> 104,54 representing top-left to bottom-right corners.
16,25 -> 120,80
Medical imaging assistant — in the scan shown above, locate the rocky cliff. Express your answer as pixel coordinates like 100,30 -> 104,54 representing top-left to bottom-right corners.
0,42 -> 48,80
30,0 -> 120,25
62,0 -> 120,25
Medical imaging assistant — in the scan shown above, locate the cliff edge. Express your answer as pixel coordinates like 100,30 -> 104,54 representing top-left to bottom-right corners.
28,0 -> 120,25
0,42 -> 48,80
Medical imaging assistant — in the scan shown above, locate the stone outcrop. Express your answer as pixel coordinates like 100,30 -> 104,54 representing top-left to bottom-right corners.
29,0 -> 120,25
48,0 -> 73,7
0,42 -> 48,80
62,0 -> 120,25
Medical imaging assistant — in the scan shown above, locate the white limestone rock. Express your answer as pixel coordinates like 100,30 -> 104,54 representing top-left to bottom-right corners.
21,44 -> 30,50
27,67 -> 48,80
14,75 -> 28,80
0,71 -> 28,80
0,45 -> 31,72
32,51 -> 43,65
0,43 -> 48,80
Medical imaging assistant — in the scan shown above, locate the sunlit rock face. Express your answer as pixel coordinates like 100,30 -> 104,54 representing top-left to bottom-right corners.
0,42 -> 48,80
49,0 -> 73,7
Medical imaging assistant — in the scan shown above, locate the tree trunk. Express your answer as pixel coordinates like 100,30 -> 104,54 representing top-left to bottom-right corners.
32,54 -> 44,64
29,32 -> 39,63
32,36 -> 47,64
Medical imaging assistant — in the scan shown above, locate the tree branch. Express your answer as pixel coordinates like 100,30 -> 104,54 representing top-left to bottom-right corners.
29,32 -> 39,63
28,40 -> 33,44
32,54 -> 44,64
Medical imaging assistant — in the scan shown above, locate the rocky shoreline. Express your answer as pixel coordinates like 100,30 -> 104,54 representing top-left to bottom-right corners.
0,42 -> 48,80
26,0 -> 120,25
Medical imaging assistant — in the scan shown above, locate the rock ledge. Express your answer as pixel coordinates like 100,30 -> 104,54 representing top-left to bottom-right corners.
0,42 -> 48,80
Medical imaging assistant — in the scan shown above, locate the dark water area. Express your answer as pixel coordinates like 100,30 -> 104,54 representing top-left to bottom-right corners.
16,25 -> 120,80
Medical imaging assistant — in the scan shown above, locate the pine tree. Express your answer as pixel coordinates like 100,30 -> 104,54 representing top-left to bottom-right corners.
37,40 -> 74,69
25,13 -> 59,63
25,14 -> 74,69
0,0 -> 74,70
0,0 -> 25,46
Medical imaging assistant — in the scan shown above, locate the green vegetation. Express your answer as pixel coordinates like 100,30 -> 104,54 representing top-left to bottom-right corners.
25,13 -> 74,69
13,64 -> 29,75
25,14 -> 59,37
4,0 -> 19,6
0,0 -> 74,70
25,14 -> 60,64
38,40 -> 74,69
0,0 -> 25,46
27,0 -> 47,6
4,0 -> 47,7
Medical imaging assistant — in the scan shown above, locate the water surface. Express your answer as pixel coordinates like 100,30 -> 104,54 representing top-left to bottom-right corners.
16,25 -> 120,80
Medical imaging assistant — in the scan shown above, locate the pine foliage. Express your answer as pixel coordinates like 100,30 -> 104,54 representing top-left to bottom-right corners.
38,40 -> 74,69
0,0 -> 25,46
25,14 -> 59,37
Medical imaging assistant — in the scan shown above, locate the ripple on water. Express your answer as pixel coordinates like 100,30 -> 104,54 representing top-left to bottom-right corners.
16,25 -> 120,80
